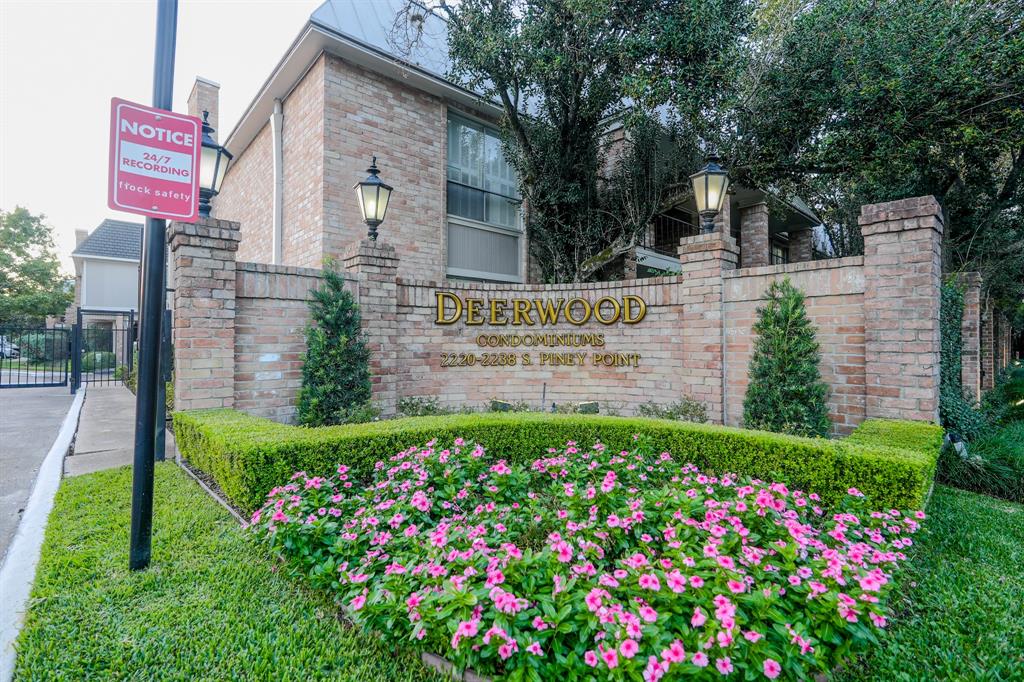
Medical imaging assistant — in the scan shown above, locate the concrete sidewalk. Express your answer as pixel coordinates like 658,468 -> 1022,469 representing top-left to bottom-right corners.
0,387 -> 76,562
64,386 -> 175,477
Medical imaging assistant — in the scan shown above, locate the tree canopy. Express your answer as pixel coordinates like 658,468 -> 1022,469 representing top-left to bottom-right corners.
0,207 -> 73,324
397,0 -> 1022,319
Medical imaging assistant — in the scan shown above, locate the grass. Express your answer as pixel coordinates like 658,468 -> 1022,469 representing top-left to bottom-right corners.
15,466 -> 1023,681
833,485 -> 1024,681
13,463 -> 442,682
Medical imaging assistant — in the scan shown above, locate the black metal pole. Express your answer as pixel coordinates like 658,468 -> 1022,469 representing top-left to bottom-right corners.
155,308 -> 171,462
129,0 -> 178,572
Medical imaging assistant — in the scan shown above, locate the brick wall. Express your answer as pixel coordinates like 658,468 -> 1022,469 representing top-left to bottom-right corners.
169,219 -> 240,411
860,196 -> 943,422
981,300 -> 994,389
723,258 -> 866,435
323,55 -> 447,281
391,254 -> 726,418
282,55 -> 326,268
215,121 -> 275,262
234,262 -> 329,423
958,272 -> 982,402
172,197 -> 948,433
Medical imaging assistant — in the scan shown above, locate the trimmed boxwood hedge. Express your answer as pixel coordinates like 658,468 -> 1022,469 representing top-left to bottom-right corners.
174,410 -> 941,514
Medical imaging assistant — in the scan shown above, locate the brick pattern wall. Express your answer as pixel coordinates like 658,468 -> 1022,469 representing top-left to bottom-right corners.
323,55 -> 447,281
383,233 -> 736,421
789,229 -> 813,263
343,240 -> 400,414
958,272 -> 982,402
215,121 -> 275,262
169,219 -> 240,411
724,258 -> 866,435
739,204 -> 769,268
234,262 -> 329,423
172,197 -> 947,432
282,55 -> 326,268
186,79 -> 219,135
981,301 -> 994,389
860,197 -> 943,422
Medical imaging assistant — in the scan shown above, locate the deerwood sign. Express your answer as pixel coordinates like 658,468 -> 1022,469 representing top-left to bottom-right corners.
433,292 -> 647,368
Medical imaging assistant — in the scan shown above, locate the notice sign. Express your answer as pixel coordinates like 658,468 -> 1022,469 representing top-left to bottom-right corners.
108,97 -> 201,221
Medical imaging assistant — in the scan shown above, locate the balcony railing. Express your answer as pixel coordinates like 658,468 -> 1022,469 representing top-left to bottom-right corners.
641,213 -> 699,256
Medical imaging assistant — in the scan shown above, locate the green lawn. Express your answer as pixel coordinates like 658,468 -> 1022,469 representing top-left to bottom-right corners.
833,485 -> 1024,681
13,463 -> 442,682
15,466 -> 1024,681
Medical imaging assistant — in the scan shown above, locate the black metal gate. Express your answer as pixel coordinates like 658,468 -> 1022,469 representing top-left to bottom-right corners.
0,324 -> 71,388
71,309 -> 136,391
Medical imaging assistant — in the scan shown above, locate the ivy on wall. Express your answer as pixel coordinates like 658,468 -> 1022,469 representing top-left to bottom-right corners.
939,280 -> 986,440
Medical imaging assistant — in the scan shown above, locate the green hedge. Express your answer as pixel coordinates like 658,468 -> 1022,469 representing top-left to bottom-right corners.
847,419 -> 945,458
174,410 -> 941,514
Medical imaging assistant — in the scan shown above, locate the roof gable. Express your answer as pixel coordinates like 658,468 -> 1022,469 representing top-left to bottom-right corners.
72,219 -> 143,261
311,0 -> 452,82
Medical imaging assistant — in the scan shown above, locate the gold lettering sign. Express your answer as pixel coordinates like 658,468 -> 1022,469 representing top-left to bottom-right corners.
434,292 -> 646,326
434,291 -> 648,370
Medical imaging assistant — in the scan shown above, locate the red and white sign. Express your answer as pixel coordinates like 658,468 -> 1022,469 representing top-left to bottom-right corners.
108,97 -> 201,222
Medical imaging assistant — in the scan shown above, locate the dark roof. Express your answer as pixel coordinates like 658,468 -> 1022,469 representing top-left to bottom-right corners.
72,219 -> 143,261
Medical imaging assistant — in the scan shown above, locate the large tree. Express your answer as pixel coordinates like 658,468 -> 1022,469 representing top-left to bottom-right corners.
724,0 -> 1024,308
0,207 -> 73,324
396,0 -> 750,282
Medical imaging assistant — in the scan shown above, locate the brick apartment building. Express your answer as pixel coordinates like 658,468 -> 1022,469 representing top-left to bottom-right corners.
200,0 -> 820,285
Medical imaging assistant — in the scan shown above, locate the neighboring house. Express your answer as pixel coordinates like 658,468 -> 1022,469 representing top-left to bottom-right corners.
68,219 -> 142,354
70,219 -> 142,315
202,0 -> 819,284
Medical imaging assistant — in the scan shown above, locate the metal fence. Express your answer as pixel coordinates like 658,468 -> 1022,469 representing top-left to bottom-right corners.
0,325 -> 71,388
72,309 -> 136,390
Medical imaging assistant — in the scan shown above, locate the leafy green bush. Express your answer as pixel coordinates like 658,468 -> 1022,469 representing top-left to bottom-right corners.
81,351 -> 116,372
743,278 -> 831,437
637,397 -> 708,423
173,410 -> 938,513
846,419 -> 944,458
297,264 -> 370,427
397,396 -> 456,417
937,281 -> 989,439
15,331 -> 69,363
980,361 -> 1024,425
938,421 -> 1024,502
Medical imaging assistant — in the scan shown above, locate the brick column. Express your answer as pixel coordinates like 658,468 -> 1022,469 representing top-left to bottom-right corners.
860,196 -> 943,422
739,203 -> 769,268
789,229 -> 813,263
677,233 -> 739,424
981,301 -> 994,389
168,218 -> 240,411
957,272 -> 982,402
343,239 -> 399,415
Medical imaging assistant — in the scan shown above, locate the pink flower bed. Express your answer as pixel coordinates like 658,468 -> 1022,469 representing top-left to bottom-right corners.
251,437 -> 924,680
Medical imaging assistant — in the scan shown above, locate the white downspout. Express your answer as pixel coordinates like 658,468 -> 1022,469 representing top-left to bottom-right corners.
271,99 -> 284,265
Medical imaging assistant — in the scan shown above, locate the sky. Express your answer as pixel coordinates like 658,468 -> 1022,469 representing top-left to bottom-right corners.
0,0 -> 321,274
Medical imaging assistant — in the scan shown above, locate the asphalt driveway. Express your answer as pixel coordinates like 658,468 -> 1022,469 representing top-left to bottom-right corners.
0,387 -> 75,562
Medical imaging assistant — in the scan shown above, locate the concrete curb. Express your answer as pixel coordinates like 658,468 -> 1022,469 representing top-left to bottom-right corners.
0,388 -> 84,682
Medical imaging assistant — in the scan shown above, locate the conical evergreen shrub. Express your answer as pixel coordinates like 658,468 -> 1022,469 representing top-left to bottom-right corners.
297,263 -> 372,426
743,277 -> 831,437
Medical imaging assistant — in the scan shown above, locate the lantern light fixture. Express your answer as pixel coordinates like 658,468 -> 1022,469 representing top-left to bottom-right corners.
198,110 -> 233,218
689,152 -> 731,234
354,156 -> 393,240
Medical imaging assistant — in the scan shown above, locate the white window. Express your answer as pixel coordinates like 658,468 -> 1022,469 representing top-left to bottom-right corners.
446,113 -> 522,282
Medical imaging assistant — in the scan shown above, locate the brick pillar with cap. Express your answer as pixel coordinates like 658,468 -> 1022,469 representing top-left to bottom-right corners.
860,196 -> 943,422
343,239 -> 400,415
168,218 -> 239,411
